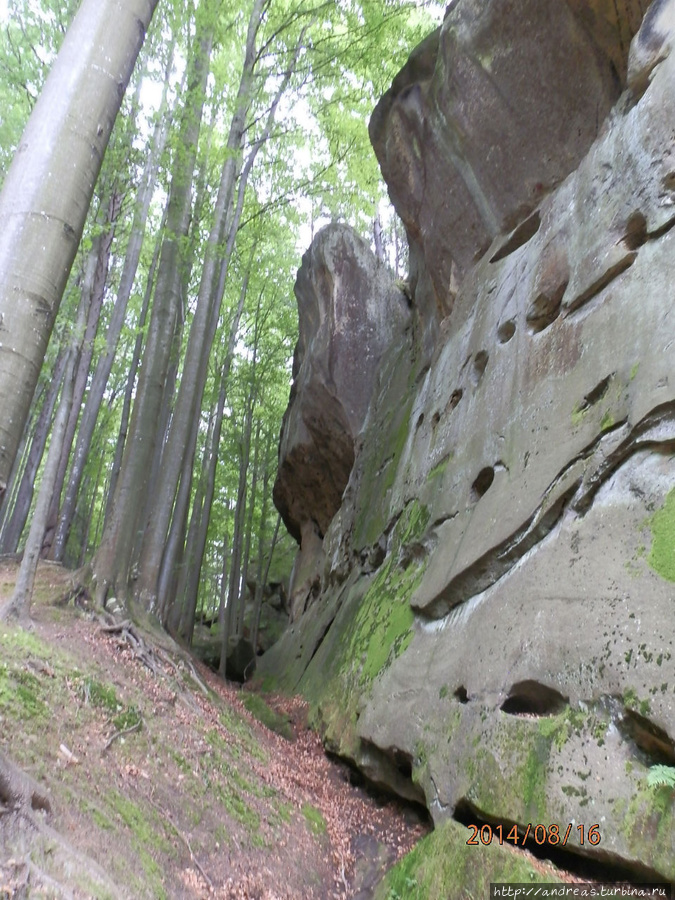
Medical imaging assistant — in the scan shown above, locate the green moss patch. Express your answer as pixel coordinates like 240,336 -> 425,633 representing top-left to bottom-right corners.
648,487 -> 675,582
302,803 -> 327,835
374,819 -> 548,900
242,692 -> 293,740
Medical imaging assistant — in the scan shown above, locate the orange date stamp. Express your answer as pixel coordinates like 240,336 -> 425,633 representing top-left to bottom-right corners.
466,823 -> 601,848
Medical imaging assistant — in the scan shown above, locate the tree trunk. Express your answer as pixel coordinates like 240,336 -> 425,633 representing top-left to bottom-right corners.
104,203 -> 166,529
177,371 -> 228,645
92,24 -> 213,609
134,4 -> 303,613
0,0 -> 159,500
0,357 -> 75,622
0,348 -> 68,555
251,512 -> 281,656
0,260 -> 94,619
50,45 -> 174,562
43,188 -> 123,557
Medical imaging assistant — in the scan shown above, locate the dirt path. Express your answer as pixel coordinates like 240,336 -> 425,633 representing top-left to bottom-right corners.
0,561 -> 428,898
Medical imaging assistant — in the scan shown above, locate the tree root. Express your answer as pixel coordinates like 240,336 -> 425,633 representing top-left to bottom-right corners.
102,718 -> 143,753
0,751 -> 51,814
97,616 -> 163,674
0,751 -> 122,898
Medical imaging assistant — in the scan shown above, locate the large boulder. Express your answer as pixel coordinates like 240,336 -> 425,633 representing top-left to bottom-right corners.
262,0 -> 675,887
369,0 -> 650,354
273,223 -> 410,618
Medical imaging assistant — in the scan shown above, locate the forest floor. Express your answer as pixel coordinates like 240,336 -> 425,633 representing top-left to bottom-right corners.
0,560 -> 430,899
0,561 -> 590,899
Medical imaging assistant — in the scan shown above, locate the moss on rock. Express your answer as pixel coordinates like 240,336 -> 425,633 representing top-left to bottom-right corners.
648,487 -> 675,582
373,819 -> 549,900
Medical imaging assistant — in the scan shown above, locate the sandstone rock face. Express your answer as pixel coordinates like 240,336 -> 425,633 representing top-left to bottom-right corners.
273,223 -> 410,617
369,0 -> 650,354
263,0 -> 675,887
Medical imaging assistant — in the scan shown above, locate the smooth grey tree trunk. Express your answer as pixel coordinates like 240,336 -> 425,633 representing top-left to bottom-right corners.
50,46 -> 174,562
0,0 -> 159,500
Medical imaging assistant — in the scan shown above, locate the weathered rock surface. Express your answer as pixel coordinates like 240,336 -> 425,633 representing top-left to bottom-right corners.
273,223 -> 410,617
264,0 -> 675,888
369,0 -> 650,353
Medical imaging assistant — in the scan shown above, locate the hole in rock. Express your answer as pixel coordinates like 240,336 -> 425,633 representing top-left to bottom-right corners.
619,708 -> 675,767
452,798 -> 668,884
663,172 -> 675,192
454,686 -> 469,704
489,211 -> 542,263
446,389 -> 463,414
470,351 -> 489,386
394,751 -> 413,779
500,680 -> 568,717
575,374 -> 613,413
623,211 -> 648,251
497,319 -> 516,343
471,466 -> 495,502
415,413 -> 424,430
566,254 -> 636,314
431,411 -> 441,427
526,280 -> 568,333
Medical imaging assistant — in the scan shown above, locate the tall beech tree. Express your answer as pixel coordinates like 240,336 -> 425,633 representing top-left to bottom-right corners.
0,0 -> 441,634
0,0 -> 159,501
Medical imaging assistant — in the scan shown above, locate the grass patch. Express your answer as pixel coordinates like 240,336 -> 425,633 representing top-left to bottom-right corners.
302,803 -> 327,835
242,692 -> 293,740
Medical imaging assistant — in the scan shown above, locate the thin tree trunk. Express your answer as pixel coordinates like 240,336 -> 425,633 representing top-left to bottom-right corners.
134,10 -> 303,613
0,262 -> 93,619
0,348 -> 68,555
43,188 -> 123,557
237,420 -> 261,639
160,245 -> 254,629
92,25 -> 213,609
50,50 -> 174,562
177,370 -> 228,645
104,205 -> 166,529
227,403 -> 254,642
171,417 -> 212,639
0,0 -> 159,499
0,360 -> 75,622
251,512 -> 281,655
373,208 -> 384,262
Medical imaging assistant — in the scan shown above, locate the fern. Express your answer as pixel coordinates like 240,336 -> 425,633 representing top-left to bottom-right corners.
647,764 -> 675,789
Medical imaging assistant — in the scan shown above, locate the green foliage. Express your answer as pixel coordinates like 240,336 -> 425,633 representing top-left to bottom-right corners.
647,765 -> 675,789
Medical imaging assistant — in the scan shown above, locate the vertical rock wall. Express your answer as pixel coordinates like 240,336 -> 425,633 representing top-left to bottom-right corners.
264,0 -> 675,888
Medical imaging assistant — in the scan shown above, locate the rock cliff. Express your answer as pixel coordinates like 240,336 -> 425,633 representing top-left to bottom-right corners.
263,0 -> 675,889
272,223 -> 410,619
